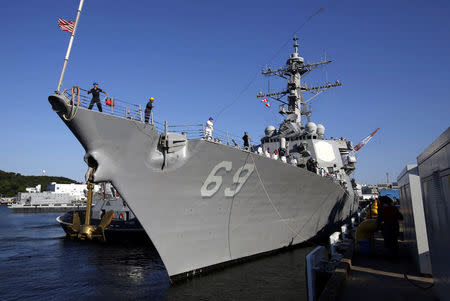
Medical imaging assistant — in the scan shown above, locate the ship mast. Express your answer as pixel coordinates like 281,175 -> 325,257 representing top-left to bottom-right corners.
257,37 -> 342,126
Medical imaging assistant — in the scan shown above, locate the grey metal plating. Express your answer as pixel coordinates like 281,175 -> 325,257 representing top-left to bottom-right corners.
48,40 -> 357,278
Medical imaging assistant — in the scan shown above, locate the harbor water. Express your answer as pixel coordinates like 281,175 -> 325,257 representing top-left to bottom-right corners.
0,206 -> 313,300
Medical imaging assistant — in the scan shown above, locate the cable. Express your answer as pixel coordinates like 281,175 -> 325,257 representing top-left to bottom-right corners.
403,272 -> 434,290
249,153 -> 305,239
250,152 -> 350,244
63,86 -> 80,121
227,151 -> 252,259
213,0 -> 339,120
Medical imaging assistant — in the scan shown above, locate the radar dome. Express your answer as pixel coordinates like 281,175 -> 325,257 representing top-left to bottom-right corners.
265,126 -> 276,137
306,122 -> 317,135
316,124 -> 325,137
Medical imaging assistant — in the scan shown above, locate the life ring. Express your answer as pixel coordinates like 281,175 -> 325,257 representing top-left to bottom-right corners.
119,212 -> 125,220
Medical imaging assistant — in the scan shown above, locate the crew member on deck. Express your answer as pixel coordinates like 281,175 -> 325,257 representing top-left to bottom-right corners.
88,82 -> 108,112
290,155 -> 298,166
204,117 -> 214,140
242,132 -> 251,150
306,157 -> 317,173
145,97 -> 155,124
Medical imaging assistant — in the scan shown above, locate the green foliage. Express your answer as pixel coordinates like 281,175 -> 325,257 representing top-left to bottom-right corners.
0,170 -> 79,197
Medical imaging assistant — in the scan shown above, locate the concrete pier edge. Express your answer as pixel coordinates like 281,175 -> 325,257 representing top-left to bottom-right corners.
317,242 -> 354,301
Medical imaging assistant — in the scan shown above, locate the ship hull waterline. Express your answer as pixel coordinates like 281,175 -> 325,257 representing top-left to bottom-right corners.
49,94 -> 354,279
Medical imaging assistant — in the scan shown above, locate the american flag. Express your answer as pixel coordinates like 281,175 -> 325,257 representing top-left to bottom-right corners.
58,18 -> 75,34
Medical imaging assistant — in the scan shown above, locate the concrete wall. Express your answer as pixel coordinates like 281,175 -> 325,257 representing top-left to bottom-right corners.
417,127 -> 450,301
397,164 -> 432,275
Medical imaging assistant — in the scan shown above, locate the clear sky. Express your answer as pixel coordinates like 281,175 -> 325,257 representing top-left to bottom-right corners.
0,0 -> 449,184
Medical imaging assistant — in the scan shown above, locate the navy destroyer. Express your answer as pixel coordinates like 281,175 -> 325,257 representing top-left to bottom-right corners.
49,31 -> 358,278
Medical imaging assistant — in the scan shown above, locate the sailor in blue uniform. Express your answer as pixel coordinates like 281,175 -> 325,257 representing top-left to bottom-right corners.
88,82 -> 108,112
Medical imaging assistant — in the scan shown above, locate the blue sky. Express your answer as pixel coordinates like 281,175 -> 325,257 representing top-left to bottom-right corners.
0,0 -> 449,184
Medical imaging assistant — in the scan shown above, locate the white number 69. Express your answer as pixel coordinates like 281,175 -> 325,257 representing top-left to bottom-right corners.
200,161 -> 232,197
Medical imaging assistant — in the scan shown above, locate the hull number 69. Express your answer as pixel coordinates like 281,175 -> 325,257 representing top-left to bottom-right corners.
201,161 -> 254,198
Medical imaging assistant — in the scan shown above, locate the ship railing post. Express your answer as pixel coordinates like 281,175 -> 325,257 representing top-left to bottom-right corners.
226,132 -> 230,145
138,105 -> 143,121
151,111 -> 154,125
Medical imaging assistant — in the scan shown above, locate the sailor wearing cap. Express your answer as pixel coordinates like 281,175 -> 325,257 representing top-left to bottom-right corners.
290,155 -> 298,166
88,82 -> 108,112
145,97 -> 155,124
204,117 -> 214,140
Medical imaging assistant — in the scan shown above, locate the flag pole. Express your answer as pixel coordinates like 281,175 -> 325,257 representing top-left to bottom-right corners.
56,0 -> 85,92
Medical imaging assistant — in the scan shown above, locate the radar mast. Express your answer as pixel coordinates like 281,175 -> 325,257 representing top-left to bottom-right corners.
257,37 -> 342,126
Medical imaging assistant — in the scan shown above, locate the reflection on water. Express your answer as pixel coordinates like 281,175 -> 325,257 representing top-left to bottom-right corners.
0,207 -> 312,300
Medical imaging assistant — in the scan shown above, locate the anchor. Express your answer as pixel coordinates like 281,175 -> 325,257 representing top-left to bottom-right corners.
65,168 -> 114,242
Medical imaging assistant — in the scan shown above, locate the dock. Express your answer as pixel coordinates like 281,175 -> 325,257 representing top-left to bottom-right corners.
310,216 -> 438,301
336,231 -> 436,301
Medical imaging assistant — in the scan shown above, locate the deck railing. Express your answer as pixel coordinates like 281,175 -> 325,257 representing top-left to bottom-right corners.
64,87 -> 145,122
62,86 -> 245,147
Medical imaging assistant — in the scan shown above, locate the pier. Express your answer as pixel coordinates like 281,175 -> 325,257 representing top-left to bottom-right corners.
336,231 -> 435,301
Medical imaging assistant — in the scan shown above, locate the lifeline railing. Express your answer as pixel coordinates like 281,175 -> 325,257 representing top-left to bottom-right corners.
62,86 -> 246,147
63,87 -> 146,122
152,121 -> 246,148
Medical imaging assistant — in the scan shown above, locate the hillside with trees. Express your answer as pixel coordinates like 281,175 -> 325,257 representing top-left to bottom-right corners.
0,170 -> 79,197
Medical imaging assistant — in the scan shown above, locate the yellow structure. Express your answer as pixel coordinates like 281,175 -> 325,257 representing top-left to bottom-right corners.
355,219 -> 378,248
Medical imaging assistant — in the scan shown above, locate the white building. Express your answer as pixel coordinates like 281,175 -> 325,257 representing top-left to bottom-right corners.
25,185 -> 41,193
46,182 -> 100,201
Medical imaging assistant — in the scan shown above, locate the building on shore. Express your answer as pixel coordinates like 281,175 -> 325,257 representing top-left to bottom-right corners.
8,182 -> 101,212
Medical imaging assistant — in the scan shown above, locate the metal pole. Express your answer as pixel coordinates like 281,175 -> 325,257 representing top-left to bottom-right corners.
83,183 -> 93,228
56,0 -> 85,92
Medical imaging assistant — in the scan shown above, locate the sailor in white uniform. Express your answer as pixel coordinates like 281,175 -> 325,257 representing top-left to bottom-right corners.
257,146 -> 263,155
204,117 -> 214,140
319,167 -> 326,177
290,155 -> 298,166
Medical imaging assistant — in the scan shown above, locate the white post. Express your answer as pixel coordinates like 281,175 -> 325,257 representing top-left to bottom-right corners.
138,105 -> 143,121
56,0 -> 85,92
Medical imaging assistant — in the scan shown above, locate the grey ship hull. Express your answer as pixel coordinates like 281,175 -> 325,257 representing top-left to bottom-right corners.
49,95 -> 354,278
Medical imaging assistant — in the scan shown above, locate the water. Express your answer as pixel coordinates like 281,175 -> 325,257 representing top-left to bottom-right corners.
0,206 -> 312,300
